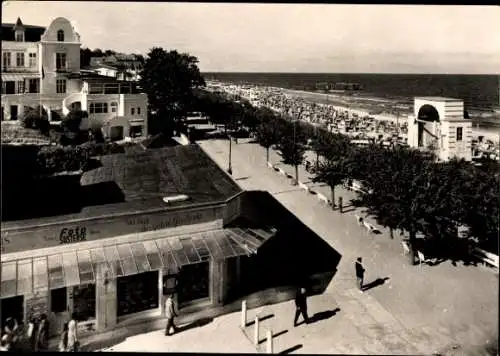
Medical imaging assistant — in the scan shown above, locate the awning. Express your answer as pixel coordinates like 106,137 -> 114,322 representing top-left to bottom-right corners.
0,227 -> 276,298
2,73 -> 41,81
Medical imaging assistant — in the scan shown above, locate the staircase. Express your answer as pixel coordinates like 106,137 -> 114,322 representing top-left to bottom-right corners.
62,92 -> 83,116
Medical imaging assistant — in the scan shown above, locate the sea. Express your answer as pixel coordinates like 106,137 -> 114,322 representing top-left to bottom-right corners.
203,72 -> 500,113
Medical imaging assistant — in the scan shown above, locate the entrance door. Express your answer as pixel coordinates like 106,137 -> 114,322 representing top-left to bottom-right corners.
50,287 -> 69,337
10,105 -> 18,121
0,296 -> 24,330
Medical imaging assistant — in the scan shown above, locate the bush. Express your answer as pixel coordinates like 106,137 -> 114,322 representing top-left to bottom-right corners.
20,106 -> 50,136
37,145 -> 90,175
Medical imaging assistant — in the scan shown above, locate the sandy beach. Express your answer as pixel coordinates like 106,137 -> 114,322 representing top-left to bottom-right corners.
283,88 -> 500,143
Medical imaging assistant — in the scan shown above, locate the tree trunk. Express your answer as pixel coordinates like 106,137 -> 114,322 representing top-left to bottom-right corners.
408,229 -> 417,265
389,228 -> 394,239
295,164 -> 299,184
266,147 -> 270,163
330,185 -> 336,210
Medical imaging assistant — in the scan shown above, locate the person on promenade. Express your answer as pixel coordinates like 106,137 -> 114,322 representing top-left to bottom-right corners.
338,196 -> 343,213
36,314 -> 49,351
67,312 -> 79,352
293,287 -> 309,327
58,323 -> 69,352
164,293 -> 179,336
26,316 -> 37,351
355,257 -> 365,291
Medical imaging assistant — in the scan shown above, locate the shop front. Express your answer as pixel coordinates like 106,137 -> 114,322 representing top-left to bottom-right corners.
1,216 -> 276,338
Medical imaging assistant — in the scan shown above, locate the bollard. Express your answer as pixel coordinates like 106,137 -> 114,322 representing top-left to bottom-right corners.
266,330 -> 273,354
241,300 -> 247,328
253,316 -> 259,345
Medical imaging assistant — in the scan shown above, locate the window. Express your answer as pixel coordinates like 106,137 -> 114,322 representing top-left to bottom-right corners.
456,127 -> 463,141
4,81 -> 15,94
2,52 -> 11,69
28,79 -> 39,93
72,284 -> 96,321
117,271 -> 159,316
51,287 -> 67,313
137,107 -> 141,115
56,53 -> 67,71
29,53 -> 36,67
15,32 -> 24,42
56,79 -> 66,94
89,102 -> 108,114
110,102 -> 118,113
57,30 -> 65,42
16,81 -> 25,94
177,262 -> 210,305
131,107 -> 135,115
16,52 -> 24,67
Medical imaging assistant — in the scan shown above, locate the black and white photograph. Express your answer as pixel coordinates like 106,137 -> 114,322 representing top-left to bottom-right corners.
1,1 -> 498,354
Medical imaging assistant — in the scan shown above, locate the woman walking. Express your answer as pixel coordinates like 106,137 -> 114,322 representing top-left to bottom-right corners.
67,313 -> 79,352
58,323 -> 69,352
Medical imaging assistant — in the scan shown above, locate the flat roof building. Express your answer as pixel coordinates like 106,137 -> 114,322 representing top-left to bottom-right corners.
1,144 -> 281,340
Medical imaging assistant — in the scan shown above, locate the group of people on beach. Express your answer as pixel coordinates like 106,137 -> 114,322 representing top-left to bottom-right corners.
0,312 -> 79,352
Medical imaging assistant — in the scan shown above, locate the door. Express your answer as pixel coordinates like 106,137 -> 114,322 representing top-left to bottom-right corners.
49,287 -> 70,337
10,105 -> 18,121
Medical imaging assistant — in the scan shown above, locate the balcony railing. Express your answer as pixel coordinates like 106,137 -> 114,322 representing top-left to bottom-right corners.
2,66 -> 39,73
87,83 -> 139,95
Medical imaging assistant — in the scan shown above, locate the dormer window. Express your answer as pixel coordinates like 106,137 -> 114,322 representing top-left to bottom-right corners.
57,30 -> 65,42
15,31 -> 24,42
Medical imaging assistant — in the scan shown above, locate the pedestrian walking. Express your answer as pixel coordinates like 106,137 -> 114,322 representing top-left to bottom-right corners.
0,335 -> 10,352
164,293 -> 178,336
26,317 -> 37,352
293,287 -> 309,327
338,196 -> 343,213
58,323 -> 69,352
36,314 -> 49,351
67,312 -> 79,352
355,257 -> 365,291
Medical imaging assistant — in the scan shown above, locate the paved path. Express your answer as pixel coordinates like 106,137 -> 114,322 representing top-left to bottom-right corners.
198,138 -> 498,355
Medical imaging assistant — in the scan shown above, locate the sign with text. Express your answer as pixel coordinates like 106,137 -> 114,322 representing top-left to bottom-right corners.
2,206 -> 224,255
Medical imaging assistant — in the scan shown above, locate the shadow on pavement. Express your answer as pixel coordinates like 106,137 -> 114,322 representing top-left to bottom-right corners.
259,329 -> 289,344
362,277 -> 390,292
177,317 -> 213,333
280,344 -> 303,354
308,307 -> 341,324
246,313 -> 275,326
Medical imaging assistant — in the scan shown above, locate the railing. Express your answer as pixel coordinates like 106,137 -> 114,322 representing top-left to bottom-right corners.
2,66 -> 39,73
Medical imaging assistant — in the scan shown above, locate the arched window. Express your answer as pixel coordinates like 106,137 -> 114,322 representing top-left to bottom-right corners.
57,30 -> 64,42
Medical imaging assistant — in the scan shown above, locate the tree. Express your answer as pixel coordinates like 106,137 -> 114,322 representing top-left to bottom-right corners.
20,106 -> 50,135
311,133 -> 354,209
353,145 -> 436,264
140,48 -> 206,136
276,120 -> 307,184
255,119 -> 279,162
60,109 -> 88,145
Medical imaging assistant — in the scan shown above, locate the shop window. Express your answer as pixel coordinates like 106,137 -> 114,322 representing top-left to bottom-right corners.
177,262 -> 210,305
51,287 -> 67,313
0,296 -> 24,328
129,125 -> 143,138
117,271 -> 159,317
72,284 -> 96,321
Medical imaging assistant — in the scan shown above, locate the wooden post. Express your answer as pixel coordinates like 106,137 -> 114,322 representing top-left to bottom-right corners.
253,316 -> 259,345
266,330 -> 273,354
241,300 -> 247,328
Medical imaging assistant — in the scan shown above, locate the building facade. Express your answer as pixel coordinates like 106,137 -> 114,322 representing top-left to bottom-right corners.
407,97 -> 473,161
1,17 -> 147,140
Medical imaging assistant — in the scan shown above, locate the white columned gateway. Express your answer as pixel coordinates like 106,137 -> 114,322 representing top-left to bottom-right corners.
407,97 -> 472,162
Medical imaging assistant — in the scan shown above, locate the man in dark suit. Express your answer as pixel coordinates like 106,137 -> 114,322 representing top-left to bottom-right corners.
355,257 -> 365,291
293,287 -> 309,327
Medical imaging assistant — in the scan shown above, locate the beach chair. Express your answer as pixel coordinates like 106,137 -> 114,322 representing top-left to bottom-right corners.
355,215 -> 364,225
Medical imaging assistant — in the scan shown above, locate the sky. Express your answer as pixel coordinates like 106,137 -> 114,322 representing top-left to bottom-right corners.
2,2 -> 499,74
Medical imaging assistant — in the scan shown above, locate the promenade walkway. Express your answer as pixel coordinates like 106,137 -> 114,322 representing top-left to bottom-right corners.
197,138 -> 498,355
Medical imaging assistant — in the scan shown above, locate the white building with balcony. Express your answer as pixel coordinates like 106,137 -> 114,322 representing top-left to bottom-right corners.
1,17 -> 148,140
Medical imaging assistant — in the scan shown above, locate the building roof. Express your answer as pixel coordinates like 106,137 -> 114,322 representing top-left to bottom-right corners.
1,21 -> 46,42
416,96 -> 462,102
2,145 -> 242,228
